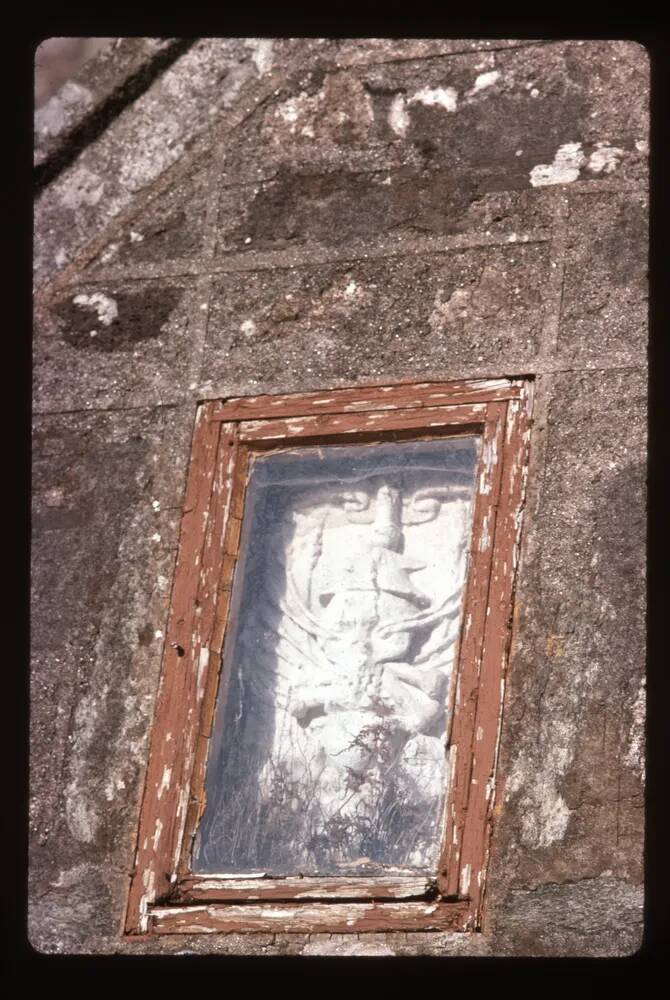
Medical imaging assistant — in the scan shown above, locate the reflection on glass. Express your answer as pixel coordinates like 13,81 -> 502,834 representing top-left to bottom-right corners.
193,436 -> 479,875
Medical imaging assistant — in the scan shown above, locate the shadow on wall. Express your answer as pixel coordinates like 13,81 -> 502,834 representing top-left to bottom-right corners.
34,37 -> 115,108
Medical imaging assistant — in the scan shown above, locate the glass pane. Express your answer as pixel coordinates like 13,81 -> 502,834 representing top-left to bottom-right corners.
193,435 -> 480,875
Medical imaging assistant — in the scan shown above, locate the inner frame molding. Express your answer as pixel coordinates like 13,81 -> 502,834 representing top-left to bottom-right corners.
125,376 -> 533,936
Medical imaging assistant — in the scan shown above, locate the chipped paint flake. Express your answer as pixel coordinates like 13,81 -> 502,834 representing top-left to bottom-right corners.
479,510 -> 493,551
152,817 -> 163,851
157,766 -> 172,799
197,646 -> 210,695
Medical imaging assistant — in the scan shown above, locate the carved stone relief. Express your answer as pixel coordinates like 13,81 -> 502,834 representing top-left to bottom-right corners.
194,438 -> 479,875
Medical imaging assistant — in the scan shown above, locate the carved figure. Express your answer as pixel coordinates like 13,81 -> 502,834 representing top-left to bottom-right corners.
195,444 -> 477,875
245,473 -> 472,871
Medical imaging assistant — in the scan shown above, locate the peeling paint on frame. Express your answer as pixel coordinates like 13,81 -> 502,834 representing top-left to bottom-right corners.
125,378 -> 532,937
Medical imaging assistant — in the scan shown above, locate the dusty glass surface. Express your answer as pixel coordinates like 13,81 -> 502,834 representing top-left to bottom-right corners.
193,436 -> 480,875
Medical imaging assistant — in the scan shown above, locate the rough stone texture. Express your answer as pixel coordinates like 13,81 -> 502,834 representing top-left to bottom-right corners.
33,38 -> 273,286
485,368 -> 646,955
199,244 -> 550,397
31,37 -> 648,957
30,405 -> 194,953
86,158 -> 212,272
34,278 -> 201,412
34,38 -> 175,168
559,189 -> 649,364
495,876 -> 643,957
214,173 -> 555,256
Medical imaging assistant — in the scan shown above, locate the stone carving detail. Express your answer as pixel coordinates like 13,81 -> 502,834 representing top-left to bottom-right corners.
194,440 -> 478,875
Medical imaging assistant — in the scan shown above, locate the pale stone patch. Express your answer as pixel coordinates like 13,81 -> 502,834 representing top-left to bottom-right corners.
244,37 -> 274,75
302,939 -> 396,956
409,86 -> 458,112
506,714 -> 577,849
470,70 -> 500,94
59,165 -> 106,208
73,292 -> 119,326
118,118 -> 185,193
240,318 -> 257,338
35,80 -> 94,139
278,98 -> 300,124
529,142 -> 586,187
522,791 -> 571,848
388,93 -> 410,136
587,142 -> 624,174
99,242 -> 120,264
624,678 -> 645,778
429,287 -> 471,333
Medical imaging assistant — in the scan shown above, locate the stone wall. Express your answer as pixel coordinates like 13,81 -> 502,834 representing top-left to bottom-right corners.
31,37 -> 648,956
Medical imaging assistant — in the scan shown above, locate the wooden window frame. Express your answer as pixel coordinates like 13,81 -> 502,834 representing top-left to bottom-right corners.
125,376 -> 532,938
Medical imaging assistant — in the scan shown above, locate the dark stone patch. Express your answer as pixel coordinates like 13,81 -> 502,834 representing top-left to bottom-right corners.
491,370 -> 646,897
558,190 -> 648,364
137,623 -> 155,647
32,507 -> 91,532
31,416 -> 153,648
404,88 -> 586,186
34,279 -> 197,411
496,877 -> 643,957
225,166 -> 479,250
224,166 -> 508,250
30,407 -> 183,908
217,174 -> 554,255
87,161 -> 211,272
57,285 -> 183,351
202,244 -> 549,394
590,199 -> 647,288
221,45 -> 594,196
28,863 -> 113,954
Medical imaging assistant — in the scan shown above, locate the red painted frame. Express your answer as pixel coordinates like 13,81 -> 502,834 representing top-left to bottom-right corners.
125,377 -> 532,936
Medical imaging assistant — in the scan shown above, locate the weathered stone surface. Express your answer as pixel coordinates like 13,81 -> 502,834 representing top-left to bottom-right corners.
220,41 -> 647,194
298,38 -> 537,69
215,171 -> 554,255
29,405 -> 196,953
489,41 -> 648,188
558,189 -> 648,364
30,37 -> 648,958
487,369 -> 645,947
200,243 -> 550,397
86,158 -> 212,272
495,876 -> 643,957
33,38 -> 273,286
34,278 -> 201,412
34,38 -> 175,168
